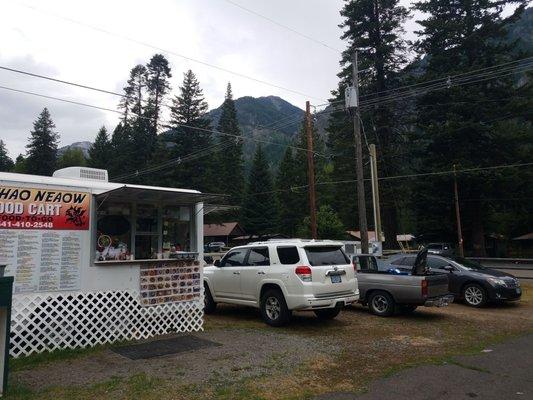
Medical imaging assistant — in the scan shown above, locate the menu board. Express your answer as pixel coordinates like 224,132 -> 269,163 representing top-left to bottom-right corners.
140,255 -> 201,306
0,229 -> 82,293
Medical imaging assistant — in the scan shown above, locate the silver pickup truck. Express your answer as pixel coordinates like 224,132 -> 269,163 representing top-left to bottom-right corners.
354,249 -> 454,316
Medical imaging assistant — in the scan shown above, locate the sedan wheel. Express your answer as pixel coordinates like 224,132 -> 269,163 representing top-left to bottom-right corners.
463,284 -> 487,307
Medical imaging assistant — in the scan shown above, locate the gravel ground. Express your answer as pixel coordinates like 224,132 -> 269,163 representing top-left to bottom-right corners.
14,328 -> 341,390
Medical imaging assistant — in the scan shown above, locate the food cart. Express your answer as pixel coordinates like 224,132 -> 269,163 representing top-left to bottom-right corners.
0,167 -> 211,358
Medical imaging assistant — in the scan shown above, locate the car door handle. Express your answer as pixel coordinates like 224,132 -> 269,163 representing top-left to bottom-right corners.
257,271 -> 265,275
233,271 -> 240,275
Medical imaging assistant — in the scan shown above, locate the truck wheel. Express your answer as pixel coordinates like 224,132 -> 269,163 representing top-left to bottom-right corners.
314,306 -> 342,320
397,305 -> 418,314
203,284 -> 217,314
260,289 -> 291,327
368,291 -> 395,317
462,283 -> 487,307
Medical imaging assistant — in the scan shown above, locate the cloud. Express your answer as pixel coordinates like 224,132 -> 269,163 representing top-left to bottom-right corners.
0,0 -> 424,160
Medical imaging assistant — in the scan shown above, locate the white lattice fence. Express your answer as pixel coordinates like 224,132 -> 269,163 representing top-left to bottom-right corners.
10,290 -> 204,358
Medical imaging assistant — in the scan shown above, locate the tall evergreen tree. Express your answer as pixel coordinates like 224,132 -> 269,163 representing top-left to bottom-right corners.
411,0 -> 532,255
166,70 -> 215,192
276,148 -> 302,236
146,54 -> 172,134
88,126 -> 112,169
25,108 -> 59,176
327,0 -> 409,247
242,145 -> 279,234
216,83 -> 244,201
0,140 -> 14,172
119,64 -> 147,123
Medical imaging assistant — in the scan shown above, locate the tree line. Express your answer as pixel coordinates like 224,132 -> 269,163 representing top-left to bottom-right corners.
1,1 -> 531,256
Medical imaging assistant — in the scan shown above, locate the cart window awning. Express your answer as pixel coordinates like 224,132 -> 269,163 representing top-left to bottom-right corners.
95,185 -> 222,205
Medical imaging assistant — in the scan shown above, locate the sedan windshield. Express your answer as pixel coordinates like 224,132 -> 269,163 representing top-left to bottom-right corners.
305,246 -> 350,266
451,257 -> 485,270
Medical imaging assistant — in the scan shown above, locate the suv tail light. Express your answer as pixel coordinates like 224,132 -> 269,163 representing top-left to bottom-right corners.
295,265 -> 312,282
421,279 -> 428,297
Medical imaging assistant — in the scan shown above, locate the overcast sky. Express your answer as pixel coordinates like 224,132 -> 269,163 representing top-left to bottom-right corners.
0,0 -> 421,158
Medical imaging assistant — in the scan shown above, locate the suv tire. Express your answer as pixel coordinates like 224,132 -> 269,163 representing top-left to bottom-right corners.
203,284 -> 217,314
260,289 -> 291,327
314,306 -> 342,320
368,291 -> 395,317
462,283 -> 487,307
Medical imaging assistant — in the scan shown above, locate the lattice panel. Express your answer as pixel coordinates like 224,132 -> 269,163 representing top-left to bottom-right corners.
10,290 -> 204,358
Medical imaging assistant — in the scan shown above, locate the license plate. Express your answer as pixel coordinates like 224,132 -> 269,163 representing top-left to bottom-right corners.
516,288 -> 521,294
330,275 -> 342,284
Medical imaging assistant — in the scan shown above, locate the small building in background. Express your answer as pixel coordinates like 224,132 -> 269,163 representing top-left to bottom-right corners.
510,232 -> 533,258
204,222 -> 246,246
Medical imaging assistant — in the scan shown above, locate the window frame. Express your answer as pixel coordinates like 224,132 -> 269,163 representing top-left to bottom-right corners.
245,246 -> 270,267
220,248 -> 249,267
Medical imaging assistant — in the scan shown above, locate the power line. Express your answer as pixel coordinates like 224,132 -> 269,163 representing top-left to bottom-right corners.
222,0 -> 342,53
16,1 -> 326,101
359,55 -> 533,101
0,83 -> 328,159
230,162 -> 533,199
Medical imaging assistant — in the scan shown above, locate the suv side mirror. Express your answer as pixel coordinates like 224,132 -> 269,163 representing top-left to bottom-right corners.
444,265 -> 454,272
214,259 -> 221,267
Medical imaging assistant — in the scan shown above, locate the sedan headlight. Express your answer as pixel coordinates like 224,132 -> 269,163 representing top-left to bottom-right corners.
487,277 -> 506,287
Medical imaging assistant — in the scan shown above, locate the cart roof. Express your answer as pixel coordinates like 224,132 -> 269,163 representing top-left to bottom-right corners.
0,171 -> 218,204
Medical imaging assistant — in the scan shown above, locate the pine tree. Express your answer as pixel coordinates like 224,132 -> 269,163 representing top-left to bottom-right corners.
328,0 -> 409,247
25,108 -> 59,176
242,145 -> 279,234
119,64 -> 147,124
13,154 -> 26,174
276,148 -> 301,236
216,83 -> 244,201
88,126 -> 112,169
166,70 -> 215,192
57,148 -> 86,169
146,54 -> 172,134
0,140 -> 14,172
411,0 -> 532,255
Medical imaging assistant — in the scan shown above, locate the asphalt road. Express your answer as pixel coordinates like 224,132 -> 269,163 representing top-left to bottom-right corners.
314,334 -> 533,400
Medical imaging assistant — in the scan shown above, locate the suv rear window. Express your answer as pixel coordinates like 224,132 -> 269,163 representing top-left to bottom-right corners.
277,246 -> 300,264
305,246 -> 349,266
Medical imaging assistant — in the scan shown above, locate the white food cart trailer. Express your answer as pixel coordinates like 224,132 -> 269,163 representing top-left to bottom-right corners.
0,167 -> 211,358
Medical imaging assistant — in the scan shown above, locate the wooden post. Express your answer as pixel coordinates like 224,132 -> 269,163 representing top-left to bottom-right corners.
305,101 -> 318,239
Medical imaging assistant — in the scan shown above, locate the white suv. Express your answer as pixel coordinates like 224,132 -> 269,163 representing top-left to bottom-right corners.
203,239 -> 359,326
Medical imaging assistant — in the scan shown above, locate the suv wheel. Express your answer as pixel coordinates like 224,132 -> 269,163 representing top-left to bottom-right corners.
203,284 -> 217,314
368,291 -> 395,317
260,289 -> 291,327
314,306 -> 342,320
463,283 -> 487,307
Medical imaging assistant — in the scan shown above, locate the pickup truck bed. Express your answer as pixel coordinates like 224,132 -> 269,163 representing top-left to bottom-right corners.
354,253 -> 454,316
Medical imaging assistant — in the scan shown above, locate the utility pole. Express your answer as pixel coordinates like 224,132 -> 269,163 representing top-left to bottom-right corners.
453,164 -> 464,257
305,101 -> 318,239
369,144 -> 383,242
347,51 -> 369,254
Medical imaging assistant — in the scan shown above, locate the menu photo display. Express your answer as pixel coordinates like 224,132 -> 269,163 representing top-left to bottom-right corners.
139,255 -> 201,306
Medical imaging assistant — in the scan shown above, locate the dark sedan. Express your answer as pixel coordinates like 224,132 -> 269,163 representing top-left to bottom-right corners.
386,254 -> 522,307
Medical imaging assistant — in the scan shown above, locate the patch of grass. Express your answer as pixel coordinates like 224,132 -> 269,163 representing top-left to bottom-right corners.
10,345 -> 106,372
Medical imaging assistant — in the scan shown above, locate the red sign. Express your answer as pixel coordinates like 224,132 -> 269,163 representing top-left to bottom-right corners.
0,186 -> 90,230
